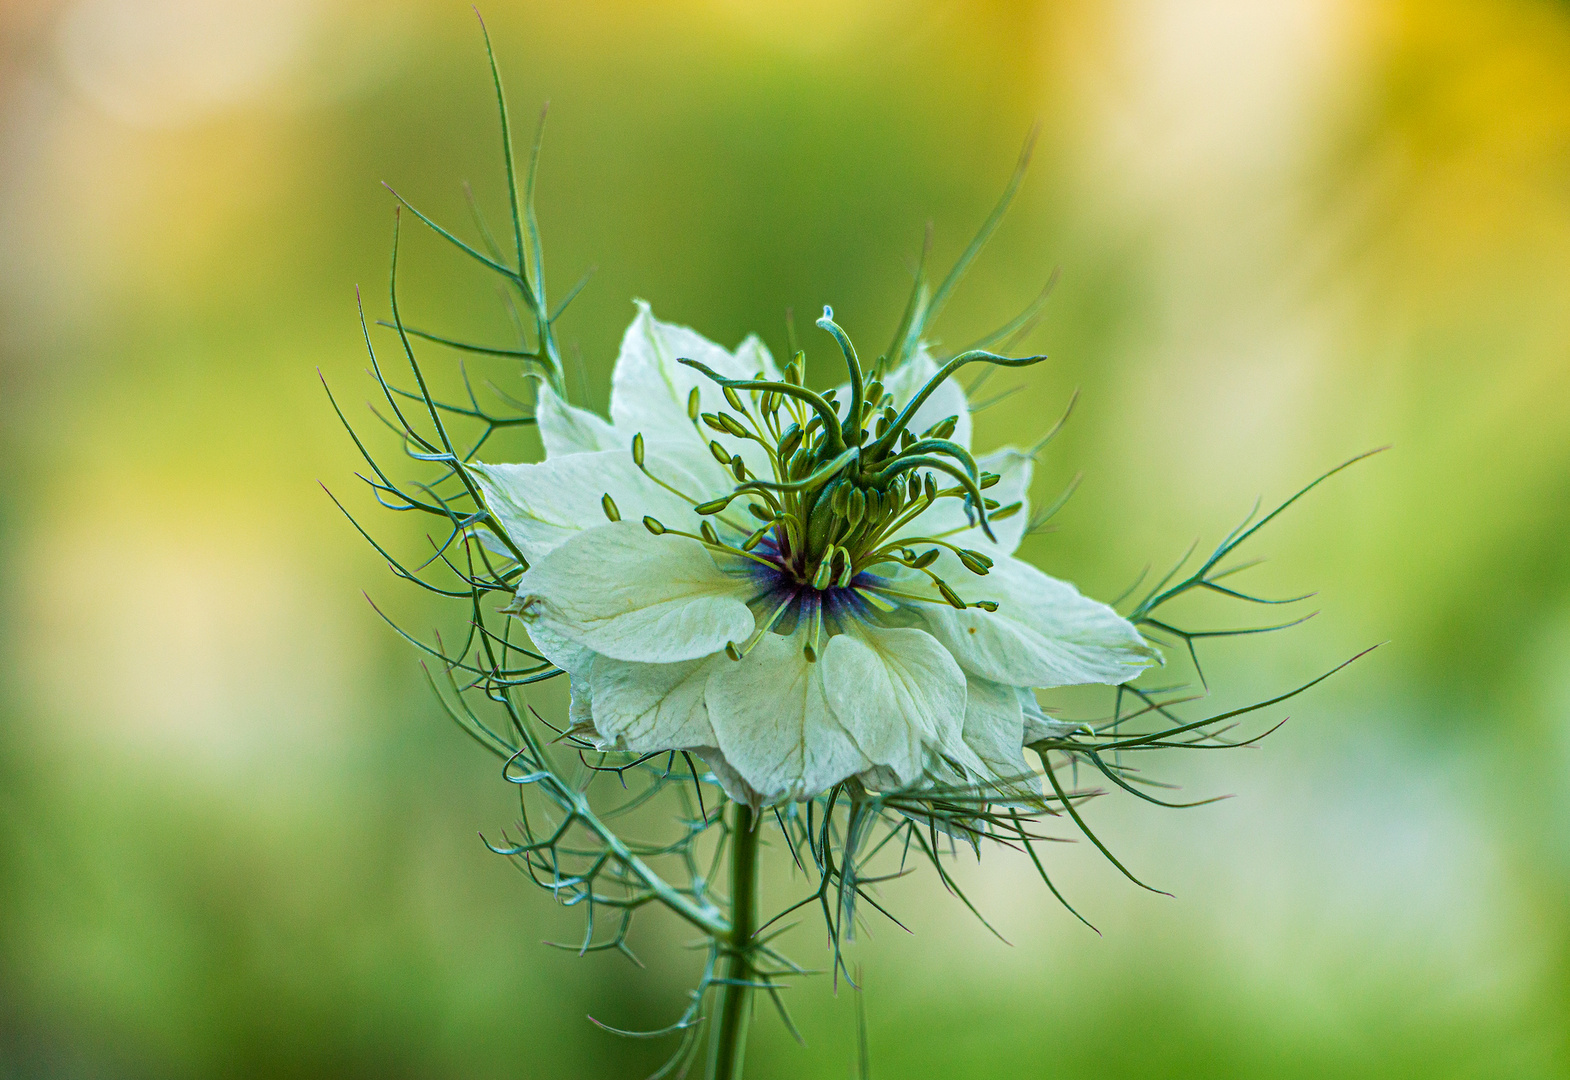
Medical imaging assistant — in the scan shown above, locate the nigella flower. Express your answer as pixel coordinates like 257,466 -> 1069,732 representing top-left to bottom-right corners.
470,302 -> 1157,806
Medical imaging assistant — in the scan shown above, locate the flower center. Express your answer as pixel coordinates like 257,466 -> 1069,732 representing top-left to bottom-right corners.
622,307 -> 1045,661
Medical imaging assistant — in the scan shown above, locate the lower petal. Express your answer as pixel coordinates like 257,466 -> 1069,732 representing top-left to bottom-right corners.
820,624 -> 974,786
704,630 -> 870,803
588,653 -> 720,752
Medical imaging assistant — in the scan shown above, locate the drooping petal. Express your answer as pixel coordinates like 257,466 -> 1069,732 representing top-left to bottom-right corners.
820,624 -> 976,786
704,629 -> 871,803
511,521 -> 755,664
534,380 -> 621,457
897,446 -> 1033,555
471,449 -> 704,560
587,653 -> 721,752
958,674 -> 1034,786
1020,688 -> 1088,742
920,552 -> 1157,688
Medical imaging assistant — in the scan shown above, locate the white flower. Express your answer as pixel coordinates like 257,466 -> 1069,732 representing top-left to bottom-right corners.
471,301 -> 1156,806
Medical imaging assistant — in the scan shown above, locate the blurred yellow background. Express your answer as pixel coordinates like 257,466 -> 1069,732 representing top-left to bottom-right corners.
2,0 -> 1568,1076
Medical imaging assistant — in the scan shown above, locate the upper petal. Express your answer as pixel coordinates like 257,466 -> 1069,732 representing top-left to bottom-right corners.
820,624 -> 977,786
511,521 -> 755,663
704,629 -> 871,803
471,448 -> 708,561
535,380 -> 621,457
920,552 -> 1157,688
609,301 -> 780,452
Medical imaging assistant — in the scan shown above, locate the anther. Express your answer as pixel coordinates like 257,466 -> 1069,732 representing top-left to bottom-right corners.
910,548 -> 939,569
718,414 -> 749,438
730,455 -> 747,481
631,432 -> 646,466
747,503 -> 772,522
700,521 -> 720,544
980,472 -> 1001,490
601,493 -> 620,522
708,439 -> 732,465
957,550 -> 992,575
687,387 -> 701,422
811,552 -> 835,590
723,385 -> 745,412
695,495 -> 733,515
643,516 -> 665,535
973,600 -> 999,612
935,579 -> 966,609
778,424 -> 803,459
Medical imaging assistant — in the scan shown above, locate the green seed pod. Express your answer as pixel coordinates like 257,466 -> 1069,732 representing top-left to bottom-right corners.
632,432 -> 646,467
601,493 -> 621,522
643,516 -> 665,535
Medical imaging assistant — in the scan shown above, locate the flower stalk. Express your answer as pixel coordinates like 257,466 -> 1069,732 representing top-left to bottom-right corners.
707,805 -> 760,1080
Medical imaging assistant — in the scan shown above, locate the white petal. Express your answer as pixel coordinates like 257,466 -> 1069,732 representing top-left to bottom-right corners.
535,381 -> 620,457
704,630 -> 871,803
693,748 -> 764,807
920,553 -> 1157,687
587,653 -> 720,752
897,446 -> 1034,556
1020,689 -> 1088,742
511,521 -> 755,663
959,674 -> 1035,786
820,624 -> 976,786
609,302 -> 779,458
471,449 -> 702,560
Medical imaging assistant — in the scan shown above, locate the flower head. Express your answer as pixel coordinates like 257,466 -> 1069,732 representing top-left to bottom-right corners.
472,302 -> 1156,805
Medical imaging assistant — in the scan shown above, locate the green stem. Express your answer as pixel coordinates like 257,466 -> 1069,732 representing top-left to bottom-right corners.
707,803 -> 760,1080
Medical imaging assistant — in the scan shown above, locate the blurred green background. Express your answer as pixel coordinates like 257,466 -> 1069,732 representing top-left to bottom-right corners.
2,0 -> 1569,1076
